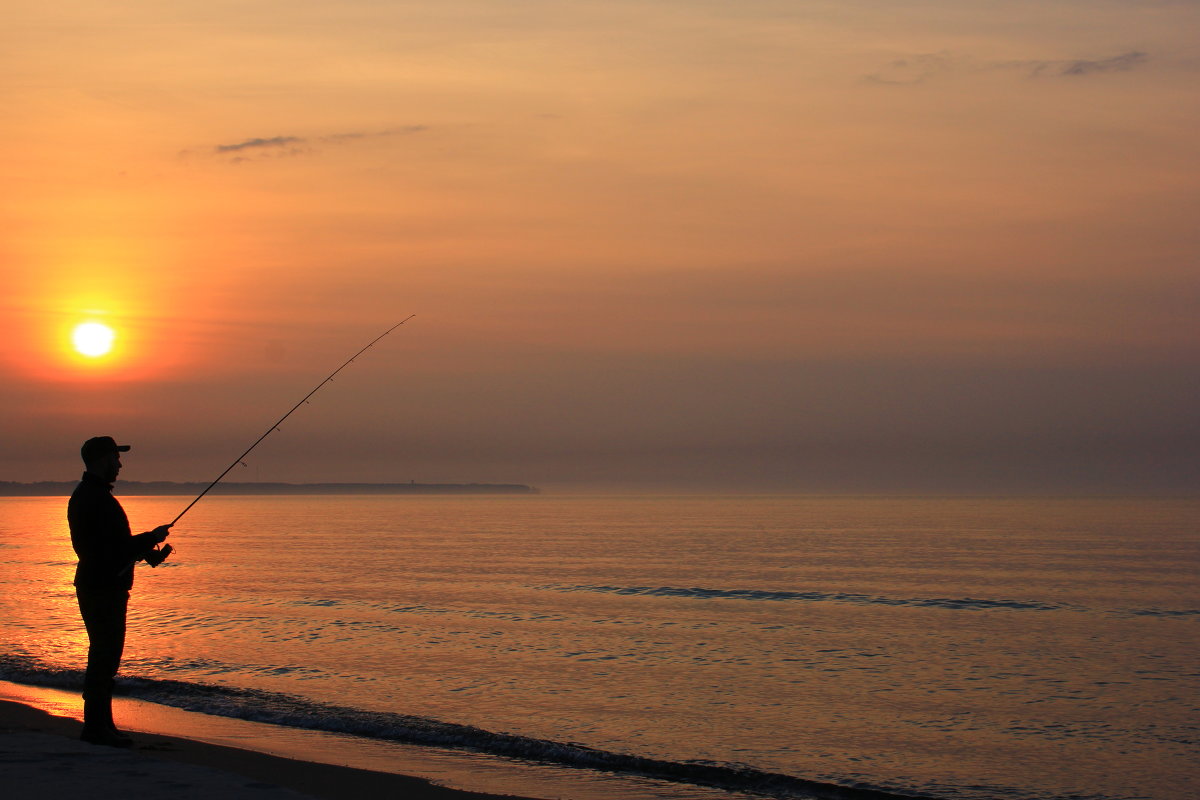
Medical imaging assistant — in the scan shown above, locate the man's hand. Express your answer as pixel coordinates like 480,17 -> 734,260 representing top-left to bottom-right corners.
149,524 -> 173,544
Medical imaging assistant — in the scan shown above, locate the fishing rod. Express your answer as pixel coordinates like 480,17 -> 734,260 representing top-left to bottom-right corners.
119,315 -> 414,578
171,315 -> 416,527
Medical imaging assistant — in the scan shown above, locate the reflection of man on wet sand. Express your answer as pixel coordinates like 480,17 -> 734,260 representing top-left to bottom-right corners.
68,436 -> 173,747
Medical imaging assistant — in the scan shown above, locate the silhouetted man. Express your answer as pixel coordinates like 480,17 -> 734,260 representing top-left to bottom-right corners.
68,436 -> 172,747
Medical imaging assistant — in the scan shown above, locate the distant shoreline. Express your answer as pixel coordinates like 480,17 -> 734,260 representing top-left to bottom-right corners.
0,481 -> 539,496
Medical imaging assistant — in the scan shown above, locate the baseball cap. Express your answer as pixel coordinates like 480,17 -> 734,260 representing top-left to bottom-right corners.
80,436 -> 131,463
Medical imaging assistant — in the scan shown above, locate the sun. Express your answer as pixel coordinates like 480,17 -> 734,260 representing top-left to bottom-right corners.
72,322 -> 116,358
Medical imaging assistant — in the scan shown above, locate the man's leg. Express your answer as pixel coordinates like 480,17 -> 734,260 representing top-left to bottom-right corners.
76,588 -> 131,746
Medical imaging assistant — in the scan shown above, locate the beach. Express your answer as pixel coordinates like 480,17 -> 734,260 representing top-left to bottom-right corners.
1,695 -> 530,800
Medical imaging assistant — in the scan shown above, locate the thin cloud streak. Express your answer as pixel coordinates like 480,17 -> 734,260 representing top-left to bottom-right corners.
865,50 -> 1151,85
198,127 -> 429,162
215,136 -> 304,153
319,126 -> 429,143
1029,51 -> 1150,77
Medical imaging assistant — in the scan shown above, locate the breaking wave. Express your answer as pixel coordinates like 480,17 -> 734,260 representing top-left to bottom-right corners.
0,653 -> 937,800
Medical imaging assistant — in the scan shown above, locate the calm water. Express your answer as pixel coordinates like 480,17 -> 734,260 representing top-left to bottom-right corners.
1,494 -> 1197,800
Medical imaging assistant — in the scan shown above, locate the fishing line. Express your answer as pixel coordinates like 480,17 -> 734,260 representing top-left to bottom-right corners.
171,315 -> 415,526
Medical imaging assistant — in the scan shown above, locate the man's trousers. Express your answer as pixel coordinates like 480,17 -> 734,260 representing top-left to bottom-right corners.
76,587 -> 128,726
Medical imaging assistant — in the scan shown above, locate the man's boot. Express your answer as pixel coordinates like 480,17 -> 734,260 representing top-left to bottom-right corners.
102,679 -> 133,740
81,692 -> 132,747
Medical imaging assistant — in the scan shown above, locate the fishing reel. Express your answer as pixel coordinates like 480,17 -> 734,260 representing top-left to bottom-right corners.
145,543 -> 173,568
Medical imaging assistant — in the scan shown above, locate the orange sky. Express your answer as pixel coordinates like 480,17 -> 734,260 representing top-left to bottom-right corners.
3,1 -> 1198,492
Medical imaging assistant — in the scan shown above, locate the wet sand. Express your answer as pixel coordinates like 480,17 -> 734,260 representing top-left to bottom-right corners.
0,698 -> 534,800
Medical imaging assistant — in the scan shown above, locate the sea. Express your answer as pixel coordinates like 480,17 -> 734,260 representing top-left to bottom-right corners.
0,494 -> 1196,800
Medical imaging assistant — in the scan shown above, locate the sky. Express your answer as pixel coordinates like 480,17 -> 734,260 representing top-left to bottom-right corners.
3,0 -> 1197,493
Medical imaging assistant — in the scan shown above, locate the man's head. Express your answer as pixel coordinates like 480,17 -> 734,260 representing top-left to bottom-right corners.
80,436 -> 130,483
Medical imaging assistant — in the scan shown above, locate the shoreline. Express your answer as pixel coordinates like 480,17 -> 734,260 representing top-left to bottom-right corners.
0,696 -> 534,800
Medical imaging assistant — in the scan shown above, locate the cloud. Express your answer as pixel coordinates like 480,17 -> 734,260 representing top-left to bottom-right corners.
192,127 -> 429,163
319,126 -> 428,143
863,52 -> 959,85
865,50 -> 1150,85
1031,51 -> 1149,77
215,136 -> 304,153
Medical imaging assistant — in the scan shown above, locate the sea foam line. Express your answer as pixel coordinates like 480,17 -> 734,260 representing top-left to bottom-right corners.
0,653 -> 936,800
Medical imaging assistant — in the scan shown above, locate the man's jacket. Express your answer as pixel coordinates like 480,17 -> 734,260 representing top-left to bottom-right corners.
68,472 -> 158,591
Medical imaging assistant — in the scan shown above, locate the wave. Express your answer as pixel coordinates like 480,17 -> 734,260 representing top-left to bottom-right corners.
1124,608 -> 1200,617
542,585 -> 1200,619
543,585 -> 1071,612
0,653 -> 937,800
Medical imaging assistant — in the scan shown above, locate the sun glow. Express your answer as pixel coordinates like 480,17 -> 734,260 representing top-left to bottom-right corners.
72,322 -> 116,357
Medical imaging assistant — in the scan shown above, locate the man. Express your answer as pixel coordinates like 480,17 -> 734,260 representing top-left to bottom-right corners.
68,436 -> 173,747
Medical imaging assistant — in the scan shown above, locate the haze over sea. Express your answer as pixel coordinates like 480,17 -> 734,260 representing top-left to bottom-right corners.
2,494 -> 1196,800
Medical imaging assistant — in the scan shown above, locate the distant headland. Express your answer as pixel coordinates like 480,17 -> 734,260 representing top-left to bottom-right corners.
0,481 -> 539,496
